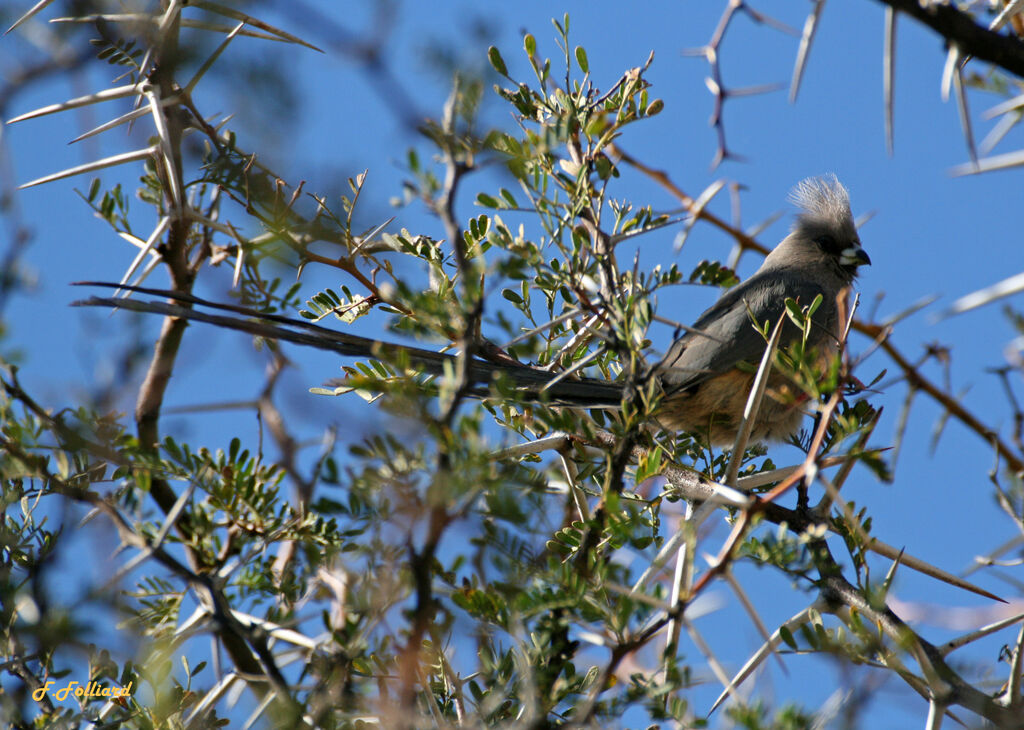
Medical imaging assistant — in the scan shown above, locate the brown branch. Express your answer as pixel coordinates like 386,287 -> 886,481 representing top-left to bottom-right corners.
394,503 -> 451,728
434,82 -> 483,427
857,323 -> 1024,475
612,145 -> 770,257
394,84 -> 472,725
876,0 -> 1024,79
571,444 -> 1012,727
681,2 -> 794,167
819,559 -> 1024,728
135,13 -> 199,526
128,10 -> 268,692
2,432 -> 303,718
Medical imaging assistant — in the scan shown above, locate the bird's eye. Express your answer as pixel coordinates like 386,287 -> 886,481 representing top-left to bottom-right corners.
815,234 -> 838,253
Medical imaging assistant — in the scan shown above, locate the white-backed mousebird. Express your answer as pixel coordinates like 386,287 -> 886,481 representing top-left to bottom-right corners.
75,175 -> 869,445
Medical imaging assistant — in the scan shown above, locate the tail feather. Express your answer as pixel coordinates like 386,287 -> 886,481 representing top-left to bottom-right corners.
72,283 -> 625,408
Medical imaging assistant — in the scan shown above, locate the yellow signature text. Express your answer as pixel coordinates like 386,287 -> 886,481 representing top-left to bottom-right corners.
33,680 -> 133,703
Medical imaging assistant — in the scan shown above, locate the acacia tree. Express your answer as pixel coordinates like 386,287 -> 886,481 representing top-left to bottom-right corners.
2,3 -> 1023,729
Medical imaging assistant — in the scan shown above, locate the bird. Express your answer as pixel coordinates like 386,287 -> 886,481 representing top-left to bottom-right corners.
75,175 -> 869,446
651,175 -> 870,443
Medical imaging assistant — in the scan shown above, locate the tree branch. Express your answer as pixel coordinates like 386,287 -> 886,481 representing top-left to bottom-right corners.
875,0 -> 1024,79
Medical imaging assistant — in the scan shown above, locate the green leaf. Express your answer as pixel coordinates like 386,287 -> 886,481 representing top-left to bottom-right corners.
779,625 -> 798,650
499,188 -> 518,208
502,289 -> 523,305
784,298 -> 804,327
806,293 -> 823,317
575,46 -> 589,73
476,192 -> 499,209
487,46 -> 508,77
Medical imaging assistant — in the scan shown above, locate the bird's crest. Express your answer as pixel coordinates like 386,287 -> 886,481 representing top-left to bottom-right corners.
789,174 -> 853,231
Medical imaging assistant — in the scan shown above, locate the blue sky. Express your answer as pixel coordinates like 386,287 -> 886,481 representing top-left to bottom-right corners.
4,2 -> 1023,726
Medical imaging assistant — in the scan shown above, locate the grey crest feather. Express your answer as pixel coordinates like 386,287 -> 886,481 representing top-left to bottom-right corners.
789,174 -> 853,232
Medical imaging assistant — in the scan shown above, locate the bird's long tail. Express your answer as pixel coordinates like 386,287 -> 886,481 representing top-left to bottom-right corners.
72,283 -> 626,407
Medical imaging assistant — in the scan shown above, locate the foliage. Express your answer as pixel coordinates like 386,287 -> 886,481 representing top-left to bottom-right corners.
2,3 -> 1024,730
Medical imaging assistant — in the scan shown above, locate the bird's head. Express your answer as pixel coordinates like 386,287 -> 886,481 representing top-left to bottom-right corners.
769,175 -> 871,282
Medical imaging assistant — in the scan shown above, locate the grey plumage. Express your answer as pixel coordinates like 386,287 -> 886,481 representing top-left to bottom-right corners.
74,176 -> 869,445
651,175 -> 869,442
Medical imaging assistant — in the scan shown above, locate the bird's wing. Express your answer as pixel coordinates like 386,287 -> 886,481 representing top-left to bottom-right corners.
654,274 -> 828,395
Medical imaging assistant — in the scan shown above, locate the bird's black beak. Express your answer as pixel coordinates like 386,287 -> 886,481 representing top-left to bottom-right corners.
839,245 -> 871,267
